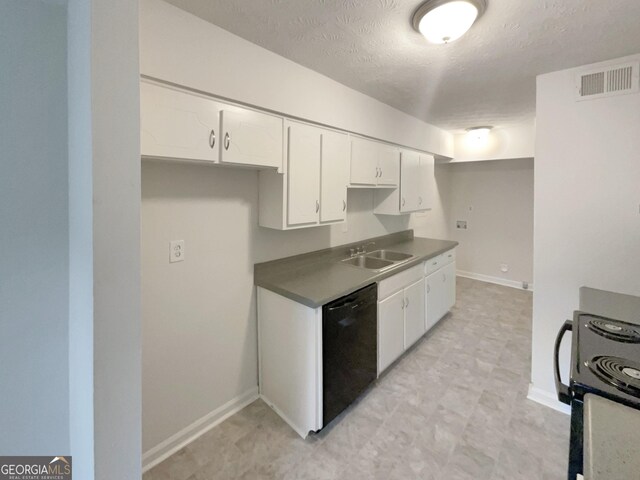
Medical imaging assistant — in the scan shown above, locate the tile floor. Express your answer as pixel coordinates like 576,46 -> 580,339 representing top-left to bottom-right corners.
144,277 -> 570,480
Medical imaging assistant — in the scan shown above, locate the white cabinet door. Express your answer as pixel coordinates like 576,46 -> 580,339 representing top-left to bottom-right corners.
287,123 -> 321,226
400,150 -> 420,213
378,290 -> 405,374
378,144 -> 400,186
219,108 -> 283,169
418,154 -> 435,210
320,131 -> 349,223
350,138 -> 378,186
425,270 -> 444,331
140,81 -> 220,162
442,261 -> 457,312
404,279 -> 426,348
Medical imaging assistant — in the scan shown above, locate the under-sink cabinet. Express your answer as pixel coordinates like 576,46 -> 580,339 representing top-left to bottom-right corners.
378,264 -> 425,373
374,149 -> 436,215
140,79 -> 283,170
258,120 -> 349,230
349,137 -> 399,188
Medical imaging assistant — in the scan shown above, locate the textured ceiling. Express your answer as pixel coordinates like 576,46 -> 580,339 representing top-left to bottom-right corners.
163,0 -> 640,129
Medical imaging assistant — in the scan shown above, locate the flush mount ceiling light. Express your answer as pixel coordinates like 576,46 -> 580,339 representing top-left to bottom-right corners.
412,0 -> 487,44
466,126 -> 493,141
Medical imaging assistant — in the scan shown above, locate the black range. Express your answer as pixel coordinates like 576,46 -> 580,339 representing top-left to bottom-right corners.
555,312 -> 640,479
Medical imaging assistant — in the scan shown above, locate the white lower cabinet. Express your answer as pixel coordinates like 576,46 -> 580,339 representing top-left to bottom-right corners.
377,265 -> 425,375
378,290 -> 405,374
404,278 -> 426,349
426,251 -> 456,331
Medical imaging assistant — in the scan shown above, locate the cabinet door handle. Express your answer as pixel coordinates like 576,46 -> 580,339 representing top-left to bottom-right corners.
209,129 -> 216,148
418,196 -> 422,205
401,300 -> 404,310
315,200 -> 320,213
402,197 -> 406,207
427,284 -> 430,293
224,133 -> 230,150
343,200 -> 346,211
405,298 -> 409,308
375,167 -> 380,178
379,168 -> 383,179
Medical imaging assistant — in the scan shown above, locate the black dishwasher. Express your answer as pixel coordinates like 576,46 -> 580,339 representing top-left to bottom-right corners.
322,283 -> 377,427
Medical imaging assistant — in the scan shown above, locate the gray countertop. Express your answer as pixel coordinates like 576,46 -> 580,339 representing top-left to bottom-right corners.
254,230 -> 458,307
580,287 -> 640,326
584,393 -> 640,480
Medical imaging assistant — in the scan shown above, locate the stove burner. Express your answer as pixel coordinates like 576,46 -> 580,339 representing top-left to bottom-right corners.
586,318 -> 640,343
588,356 -> 640,396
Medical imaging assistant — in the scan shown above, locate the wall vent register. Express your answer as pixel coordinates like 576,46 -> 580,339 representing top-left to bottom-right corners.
576,61 -> 639,100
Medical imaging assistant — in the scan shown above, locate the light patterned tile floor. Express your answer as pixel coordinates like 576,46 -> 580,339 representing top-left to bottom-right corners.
144,278 -> 570,480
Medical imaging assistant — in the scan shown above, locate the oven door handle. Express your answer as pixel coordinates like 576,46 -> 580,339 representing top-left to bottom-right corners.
554,319 -> 573,405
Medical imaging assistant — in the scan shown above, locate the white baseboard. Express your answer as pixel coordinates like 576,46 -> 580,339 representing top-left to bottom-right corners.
142,387 -> 259,473
527,384 -> 571,415
456,270 -> 534,292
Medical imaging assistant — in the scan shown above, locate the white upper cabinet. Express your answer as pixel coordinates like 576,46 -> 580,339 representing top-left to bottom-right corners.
320,130 -> 349,223
140,81 -> 221,162
259,121 -> 349,230
140,79 -> 283,170
350,138 -> 379,186
400,150 -> 421,213
373,149 -> 436,215
287,123 -> 321,226
350,137 -> 399,188
418,153 -> 436,211
377,143 -> 401,187
219,108 -> 283,170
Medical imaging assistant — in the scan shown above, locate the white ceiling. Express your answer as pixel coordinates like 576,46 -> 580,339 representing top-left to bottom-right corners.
163,0 -> 640,130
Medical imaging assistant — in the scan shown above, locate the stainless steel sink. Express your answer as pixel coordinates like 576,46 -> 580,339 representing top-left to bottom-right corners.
366,250 -> 413,262
341,255 -> 394,271
340,248 -> 415,271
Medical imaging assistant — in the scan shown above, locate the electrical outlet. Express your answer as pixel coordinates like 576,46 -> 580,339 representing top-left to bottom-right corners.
522,281 -> 529,290
170,240 -> 185,263
456,220 -> 467,229
500,263 -> 509,273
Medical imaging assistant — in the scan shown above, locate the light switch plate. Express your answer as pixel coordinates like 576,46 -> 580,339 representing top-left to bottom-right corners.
170,240 -> 185,263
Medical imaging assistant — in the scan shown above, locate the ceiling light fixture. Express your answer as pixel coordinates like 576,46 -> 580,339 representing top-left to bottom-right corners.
466,126 -> 493,141
412,0 -> 487,44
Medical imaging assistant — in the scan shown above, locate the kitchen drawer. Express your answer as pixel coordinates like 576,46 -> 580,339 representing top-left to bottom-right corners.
424,254 -> 444,275
378,264 -> 424,300
441,249 -> 456,266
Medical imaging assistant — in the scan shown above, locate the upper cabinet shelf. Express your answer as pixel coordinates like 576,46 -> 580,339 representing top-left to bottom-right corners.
140,79 -> 283,171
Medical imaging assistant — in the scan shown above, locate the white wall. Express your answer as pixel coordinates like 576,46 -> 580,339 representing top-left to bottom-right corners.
68,0 -> 141,478
0,0 -> 69,455
443,159 -> 534,287
531,54 -> 640,406
452,120 -> 535,163
140,0 -> 449,459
